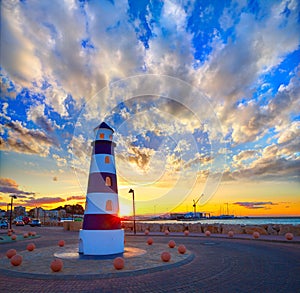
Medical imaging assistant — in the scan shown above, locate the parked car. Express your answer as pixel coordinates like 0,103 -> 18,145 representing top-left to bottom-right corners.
22,216 -> 31,225
0,220 -> 8,229
29,219 -> 41,227
15,220 -> 25,226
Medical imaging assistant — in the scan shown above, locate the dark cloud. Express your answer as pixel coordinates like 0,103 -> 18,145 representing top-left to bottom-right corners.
6,121 -> 57,146
183,155 -> 213,169
0,177 -> 35,195
222,155 -> 300,182
24,197 -> 65,205
1,121 -> 59,156
118,145 -> 154,172
67,195 -> 86,201
234,201 -> 277,209
34,115 -> 54,132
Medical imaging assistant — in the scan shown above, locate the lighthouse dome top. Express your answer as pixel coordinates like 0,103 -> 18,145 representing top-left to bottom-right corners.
94,122 -> 114,132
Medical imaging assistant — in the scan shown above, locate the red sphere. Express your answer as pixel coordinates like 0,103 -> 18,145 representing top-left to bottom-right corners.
161,251 -> 171,262
58,240 -> 65,247
113,257 -> 125,270
147,237 -> 153,245
11,235 -> 17,240
145,229 -> 150,235
28,232 -> 32,236
7,232 -> 12,236
178,244 -> 186,254
6,249 -> 17,259
50,259 -> 63,272
285,233 -> 294,240
23,233 -> 28,238
164,230 -> 169,235
11,254 -> 22,266
184,230 -> 189,236
27,243 -> 36,251
168,240 -> 176,248
253,231 -> 260,239
205,230 -> 211,237
228,231 -> 234,238
31,231 -> 36,237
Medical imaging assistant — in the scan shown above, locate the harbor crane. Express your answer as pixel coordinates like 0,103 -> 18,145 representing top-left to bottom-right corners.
193,194 -> 204,217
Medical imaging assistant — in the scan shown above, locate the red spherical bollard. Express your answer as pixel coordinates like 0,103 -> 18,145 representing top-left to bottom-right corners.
27,243 -> 36,251
11,235 -> 17,240
178,244 -> 186,254
11,254 -> 22,266
253,231 -> 260,239
168,240 -> 176,248
113,257 -> 125,270
23,233 -> 28,238
164,229 -> 169,236
285,233 -> 294,240
228,231 -> 234,238
145,229 -> 150,235
161,251 -> 171,262
184,230 -> 189,236
50,259 -> 63,272
205,230 -> 211,237
6,249 -> 17,259
147,237 -> 153,245
7,231 -> 12,236
58,240 -> 65,247
31,231 -> 36,237
28,231 -> 32,236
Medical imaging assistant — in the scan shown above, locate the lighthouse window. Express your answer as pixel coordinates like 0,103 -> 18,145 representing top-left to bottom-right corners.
99,133 -> 104,139
105,156 -> 110,164
109,135 -> 113,140
105,200 -> 113,211
105,176 -> 112,186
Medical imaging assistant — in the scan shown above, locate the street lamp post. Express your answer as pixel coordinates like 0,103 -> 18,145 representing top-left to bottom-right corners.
9,195 -> 17,230
128,189 -> 136,235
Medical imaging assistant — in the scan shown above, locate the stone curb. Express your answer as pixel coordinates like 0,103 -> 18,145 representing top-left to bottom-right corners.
0,252 -> 194,280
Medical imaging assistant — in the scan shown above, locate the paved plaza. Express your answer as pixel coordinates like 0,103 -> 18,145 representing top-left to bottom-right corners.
0,226 -> 299,292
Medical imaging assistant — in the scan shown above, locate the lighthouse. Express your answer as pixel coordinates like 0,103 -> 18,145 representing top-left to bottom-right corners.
79,122 -> 124,255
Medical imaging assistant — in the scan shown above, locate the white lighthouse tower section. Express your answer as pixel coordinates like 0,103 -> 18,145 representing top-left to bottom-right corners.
90,154 -> 116,175
84,193 -> 119,214
79,122 -> 124,256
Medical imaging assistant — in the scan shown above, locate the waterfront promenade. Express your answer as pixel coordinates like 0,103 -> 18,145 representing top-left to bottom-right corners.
0,226 -> 299,292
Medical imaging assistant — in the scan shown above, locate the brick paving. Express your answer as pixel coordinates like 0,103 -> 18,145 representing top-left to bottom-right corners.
0,226 -> 300,292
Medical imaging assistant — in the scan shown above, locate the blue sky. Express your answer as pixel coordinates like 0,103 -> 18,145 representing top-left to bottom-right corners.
0,0 -> 299,216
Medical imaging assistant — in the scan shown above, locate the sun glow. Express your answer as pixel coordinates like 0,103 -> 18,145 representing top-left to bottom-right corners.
119,202 -> 132,217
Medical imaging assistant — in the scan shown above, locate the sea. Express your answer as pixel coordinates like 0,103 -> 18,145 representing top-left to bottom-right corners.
137,217 -> 300,226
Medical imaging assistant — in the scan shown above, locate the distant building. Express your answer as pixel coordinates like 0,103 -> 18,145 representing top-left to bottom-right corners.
14,206 -> 26,217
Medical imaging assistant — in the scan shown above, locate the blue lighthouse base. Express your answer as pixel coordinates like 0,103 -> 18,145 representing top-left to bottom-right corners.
79,229 -> 124,255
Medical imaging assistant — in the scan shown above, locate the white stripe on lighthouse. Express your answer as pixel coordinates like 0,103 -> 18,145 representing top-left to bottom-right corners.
85,193 -> 119,214
89,154 -> 116,174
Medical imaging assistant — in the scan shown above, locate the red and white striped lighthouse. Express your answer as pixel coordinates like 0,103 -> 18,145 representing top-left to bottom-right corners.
79,122 -> 124,255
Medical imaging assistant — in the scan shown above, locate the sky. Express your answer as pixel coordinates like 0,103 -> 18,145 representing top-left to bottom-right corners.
0,0 -> 299,217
